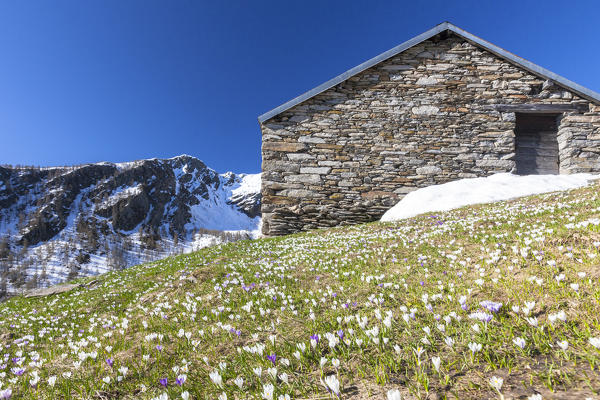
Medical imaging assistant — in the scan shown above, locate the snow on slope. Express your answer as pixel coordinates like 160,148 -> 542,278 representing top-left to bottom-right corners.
381,173 -> 599,222
232,173 -> 261,197
0,156 -> 262,291
186,172 -> 261,234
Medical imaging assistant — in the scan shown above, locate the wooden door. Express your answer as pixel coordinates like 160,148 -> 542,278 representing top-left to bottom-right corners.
514,114 -> 559,175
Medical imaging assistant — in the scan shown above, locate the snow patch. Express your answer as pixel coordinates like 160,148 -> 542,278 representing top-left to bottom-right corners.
381,173 -> 599,222
185,172 -> 261,233
232,173 -> 261,197
105,185 -> 143,207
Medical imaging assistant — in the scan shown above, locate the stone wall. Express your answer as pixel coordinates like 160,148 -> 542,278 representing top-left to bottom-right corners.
260,34 -> 600,236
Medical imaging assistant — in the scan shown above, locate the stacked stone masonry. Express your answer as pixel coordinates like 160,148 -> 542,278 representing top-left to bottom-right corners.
260,34 -> 600,236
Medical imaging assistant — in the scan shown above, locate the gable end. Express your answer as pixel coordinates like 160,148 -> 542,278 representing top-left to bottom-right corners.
258,22 -> 600,123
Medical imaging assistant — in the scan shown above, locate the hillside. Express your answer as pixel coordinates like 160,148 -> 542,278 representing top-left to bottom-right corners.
0,183 -> 599,399
0,155 -> 261,294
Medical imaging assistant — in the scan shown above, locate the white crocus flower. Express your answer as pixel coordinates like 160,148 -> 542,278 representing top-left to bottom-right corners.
262,383 -> 275,400
489,376 -> 503,392
431,356 -> 441,372
570,283 -> 579,291
468,342 -> 482,353
387,388 -> 402,400
513,337 -> 526,349
324,375 -> 340,395
209,370 -> 223,387
444,337 -> 454,347
234,376 -> 244,389
279,372 -> 289,384
557,340 -> 569,351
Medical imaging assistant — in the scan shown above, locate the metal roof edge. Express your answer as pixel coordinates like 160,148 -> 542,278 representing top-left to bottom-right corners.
258,22 -> 450,123
258,22 -> 600,124
445,23 -> 600,106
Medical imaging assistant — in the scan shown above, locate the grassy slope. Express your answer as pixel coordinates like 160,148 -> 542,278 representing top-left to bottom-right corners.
1,184 -> 600,400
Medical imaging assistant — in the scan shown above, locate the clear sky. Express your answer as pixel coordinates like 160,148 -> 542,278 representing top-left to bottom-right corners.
0,0 -> 598,173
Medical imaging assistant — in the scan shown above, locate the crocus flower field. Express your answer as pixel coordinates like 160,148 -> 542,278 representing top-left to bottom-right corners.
1,184 -> 600,399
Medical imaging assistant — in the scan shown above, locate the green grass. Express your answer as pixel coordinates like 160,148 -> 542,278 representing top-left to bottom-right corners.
1,183 -> 600,399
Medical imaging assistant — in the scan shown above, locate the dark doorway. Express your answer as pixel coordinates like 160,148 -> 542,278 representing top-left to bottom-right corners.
514,113 -> 560,175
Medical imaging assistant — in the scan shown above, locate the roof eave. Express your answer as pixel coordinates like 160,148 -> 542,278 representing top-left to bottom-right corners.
258,22 -> 451,123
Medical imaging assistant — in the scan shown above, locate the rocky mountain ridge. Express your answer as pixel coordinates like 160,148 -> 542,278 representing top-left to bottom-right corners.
0,155 -> 261,294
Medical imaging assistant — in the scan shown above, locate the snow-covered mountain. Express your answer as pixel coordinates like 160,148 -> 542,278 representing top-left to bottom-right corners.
0,155 -> 261,294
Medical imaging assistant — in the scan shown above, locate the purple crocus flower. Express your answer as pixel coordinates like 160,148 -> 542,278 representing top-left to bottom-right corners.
156,345 -> 163,352
266,354 -> 277,365
337,329 -> 344,339
175,376 -> 184,386
310,334 -> 320,343
106,358 -> 114,367
159,378 -> 168,388
480,301 -> 503,313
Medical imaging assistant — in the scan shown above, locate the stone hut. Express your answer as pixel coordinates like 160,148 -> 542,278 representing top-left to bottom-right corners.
258,22 -> 600,236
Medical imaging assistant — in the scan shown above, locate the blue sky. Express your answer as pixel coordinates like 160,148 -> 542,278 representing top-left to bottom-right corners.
0,1 -> 598,173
